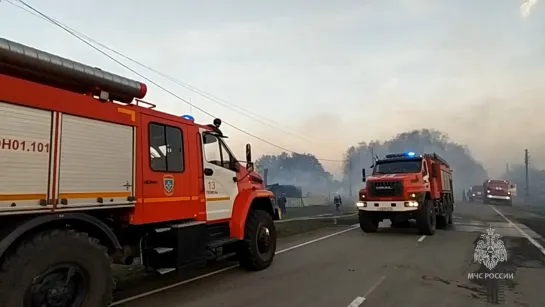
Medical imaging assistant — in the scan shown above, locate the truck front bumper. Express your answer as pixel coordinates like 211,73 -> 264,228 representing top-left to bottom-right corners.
486,195 -> 511,200
356,200 -> 419,212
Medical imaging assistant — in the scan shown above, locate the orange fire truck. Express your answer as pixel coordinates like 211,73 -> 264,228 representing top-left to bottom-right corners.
357,152 -> 454,235
0,37 -> 280,306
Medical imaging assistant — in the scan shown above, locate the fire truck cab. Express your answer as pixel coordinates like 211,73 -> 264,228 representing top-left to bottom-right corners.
483,179 -> 513,206
0,37 -> 280,306
356,152 -> 454,236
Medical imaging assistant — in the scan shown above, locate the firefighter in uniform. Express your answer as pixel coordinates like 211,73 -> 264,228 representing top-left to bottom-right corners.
333,193 -> 342,212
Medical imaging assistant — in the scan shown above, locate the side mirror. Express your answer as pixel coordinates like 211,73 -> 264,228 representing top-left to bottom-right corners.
245,143 -> 252,163
247,161 -> 254,172
362,168 -> 366,182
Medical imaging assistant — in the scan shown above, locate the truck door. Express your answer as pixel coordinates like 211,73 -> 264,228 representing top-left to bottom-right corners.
200,129 -> 238,221
139,114 -> 195,223
422,161 -> 430,189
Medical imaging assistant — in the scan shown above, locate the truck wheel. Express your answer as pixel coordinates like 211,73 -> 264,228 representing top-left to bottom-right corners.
0,229 -> 113,307
237,209 -> 277,271
359,212 -> 379,233
416,199 -> 436,235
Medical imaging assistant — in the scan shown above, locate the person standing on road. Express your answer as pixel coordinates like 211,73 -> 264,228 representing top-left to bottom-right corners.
333,193 -> 342,212
466,188 -> 472,202
277,193 -> 287,215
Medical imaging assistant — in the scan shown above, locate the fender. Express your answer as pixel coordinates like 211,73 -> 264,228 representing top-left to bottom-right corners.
0,212 -> 122,259
230,189 -> 274,239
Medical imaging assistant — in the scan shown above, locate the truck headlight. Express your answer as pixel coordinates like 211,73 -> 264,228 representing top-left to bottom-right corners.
408,193 -> 416,199
404,201 -> 419,207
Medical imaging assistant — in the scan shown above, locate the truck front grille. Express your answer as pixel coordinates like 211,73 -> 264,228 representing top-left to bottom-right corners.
368,180 -> 404,197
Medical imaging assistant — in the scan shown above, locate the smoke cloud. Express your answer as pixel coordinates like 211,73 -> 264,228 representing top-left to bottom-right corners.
521,0 -> 539,18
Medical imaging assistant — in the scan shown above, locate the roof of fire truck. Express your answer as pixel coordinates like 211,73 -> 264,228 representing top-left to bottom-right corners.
486,179 -> 509,184
378,152 -> 451,167
0,37 -> 219,131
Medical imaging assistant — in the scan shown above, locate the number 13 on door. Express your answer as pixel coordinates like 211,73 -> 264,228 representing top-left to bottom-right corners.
207,180 -> 216,190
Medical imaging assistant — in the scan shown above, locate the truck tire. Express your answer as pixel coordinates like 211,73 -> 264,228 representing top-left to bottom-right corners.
437,202 -> 452,229
0,229 -> 113,307
237,209 -> 277,271
416,199 -> 436,235
359,212 -> 379,233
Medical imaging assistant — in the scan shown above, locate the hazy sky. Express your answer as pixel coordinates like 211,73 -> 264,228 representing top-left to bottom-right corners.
1,0 -> 544,177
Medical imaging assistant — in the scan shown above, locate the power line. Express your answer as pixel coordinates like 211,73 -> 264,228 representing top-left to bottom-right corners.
10,0 -> 343,162
6,0 -> 319,145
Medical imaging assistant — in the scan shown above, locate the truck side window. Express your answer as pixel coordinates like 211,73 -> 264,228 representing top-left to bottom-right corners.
219,141 -> 235,170
203,133 -> 236,171
203,133 -> 222,167
149,123 -> 185,172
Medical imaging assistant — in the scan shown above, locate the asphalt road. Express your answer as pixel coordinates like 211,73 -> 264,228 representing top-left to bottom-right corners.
116,202 -> 545,307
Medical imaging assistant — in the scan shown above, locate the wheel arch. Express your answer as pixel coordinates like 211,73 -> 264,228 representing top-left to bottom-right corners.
0,213 -> 121,262
230,190 -> 277,240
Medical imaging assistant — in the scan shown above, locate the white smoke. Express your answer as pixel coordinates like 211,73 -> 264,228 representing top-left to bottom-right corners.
521,0 -> 539,18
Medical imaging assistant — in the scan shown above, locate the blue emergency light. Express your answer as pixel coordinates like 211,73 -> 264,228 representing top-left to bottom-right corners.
181,114 -> 195,121
385,152 -> 418,159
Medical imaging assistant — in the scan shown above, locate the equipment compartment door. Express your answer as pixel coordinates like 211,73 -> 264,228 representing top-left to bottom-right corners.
200,130 -> 238,221
139,114 -> 195,223
0,102 -> 52,210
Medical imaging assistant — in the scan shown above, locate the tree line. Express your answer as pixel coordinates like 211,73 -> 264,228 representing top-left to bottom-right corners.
256,129 -> 507,199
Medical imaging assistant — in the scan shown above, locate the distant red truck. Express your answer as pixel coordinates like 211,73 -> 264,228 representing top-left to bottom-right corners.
483,179 -> 513,206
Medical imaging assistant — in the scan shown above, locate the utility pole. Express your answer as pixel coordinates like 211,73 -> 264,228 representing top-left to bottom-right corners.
506,163 -> 509,176
524,149 -> 530,197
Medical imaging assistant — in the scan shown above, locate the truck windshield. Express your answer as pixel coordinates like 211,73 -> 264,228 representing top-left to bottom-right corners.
472,186 -> 484,193
488,181 -> 508,189
374,160 -> 422,174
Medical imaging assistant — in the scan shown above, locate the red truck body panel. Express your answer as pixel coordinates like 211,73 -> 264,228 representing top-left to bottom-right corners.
0,55 -> 272,234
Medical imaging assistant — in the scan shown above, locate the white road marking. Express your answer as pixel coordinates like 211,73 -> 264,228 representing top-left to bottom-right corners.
110,224 -> 359,306
490,205 -> 545,256
364,275 -> 386,298
417,235 -> 426,242
347,296 -> 365,307
277,225 -> 359,254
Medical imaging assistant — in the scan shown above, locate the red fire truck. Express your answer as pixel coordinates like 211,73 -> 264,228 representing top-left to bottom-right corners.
0,37 -> 281,306
357,152 -> 454,235
483,179 -> 513,206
